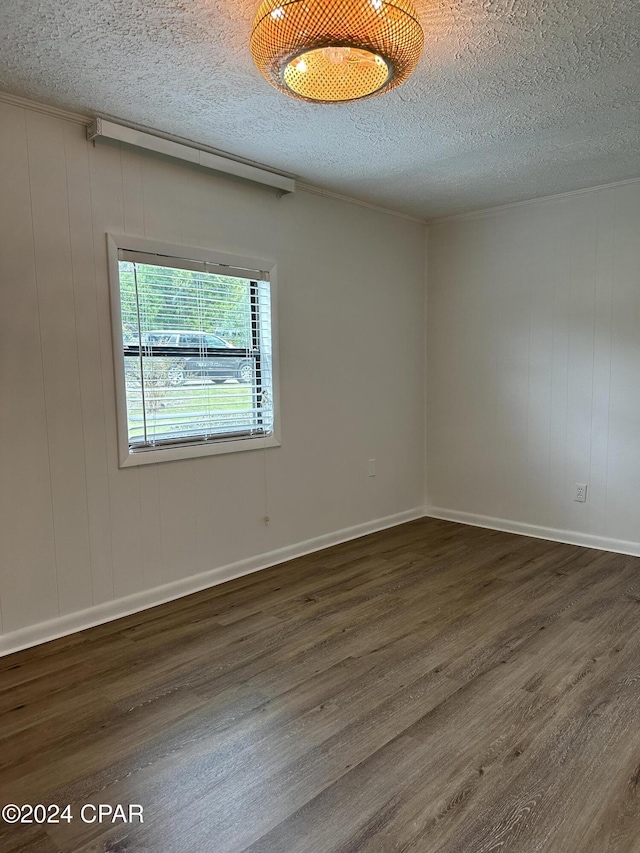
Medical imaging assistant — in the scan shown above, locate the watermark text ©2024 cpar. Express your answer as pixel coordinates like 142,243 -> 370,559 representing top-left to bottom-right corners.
2,803 -> 144,824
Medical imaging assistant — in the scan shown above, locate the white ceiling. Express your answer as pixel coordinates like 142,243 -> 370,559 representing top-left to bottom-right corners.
1,0 -> 639,219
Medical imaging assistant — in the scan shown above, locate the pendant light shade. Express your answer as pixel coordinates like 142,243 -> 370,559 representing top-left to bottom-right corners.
250,0 -> 424,104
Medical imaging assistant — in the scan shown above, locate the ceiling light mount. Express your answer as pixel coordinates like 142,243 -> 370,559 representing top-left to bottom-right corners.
250,0 -> 424,104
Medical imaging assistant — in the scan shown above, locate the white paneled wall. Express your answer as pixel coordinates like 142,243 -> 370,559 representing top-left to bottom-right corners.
426,182 -> 640,549
0,100 -> 426,651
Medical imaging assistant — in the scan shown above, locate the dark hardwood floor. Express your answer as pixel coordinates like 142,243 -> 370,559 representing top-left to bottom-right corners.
2,517 -> 640,852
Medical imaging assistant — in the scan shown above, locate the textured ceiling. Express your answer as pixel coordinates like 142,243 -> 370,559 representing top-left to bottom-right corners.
1,0 -> 639,219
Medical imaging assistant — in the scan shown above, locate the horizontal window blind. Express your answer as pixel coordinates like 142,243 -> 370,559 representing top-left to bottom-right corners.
117,250 -> 273,452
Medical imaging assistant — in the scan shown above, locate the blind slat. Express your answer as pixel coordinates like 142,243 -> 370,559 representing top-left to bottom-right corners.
119,249 -> 269,281
119,252 -> 273,450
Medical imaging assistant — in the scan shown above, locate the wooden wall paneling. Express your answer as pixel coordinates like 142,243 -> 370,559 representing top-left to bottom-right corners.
588,189 -> 616,536
0,101 -> 425,647
424,224 -> 452,509
489,211 -> 532,521
427,182 -> 640,550
465,217 -> 501,515
88,139 -> 142,600
524,205 -> 555,528
563,195 -> 598,534
120,147 -> 164,592
24,110 -> 93,617
605,183 -> 640,540
62,120 -> 114,606
439,219 -> 484,513
0,104 -> 58,633
547,202 -> 573,531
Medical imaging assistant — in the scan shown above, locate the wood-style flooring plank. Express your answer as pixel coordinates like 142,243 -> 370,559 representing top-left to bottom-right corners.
1,518 -> 640,852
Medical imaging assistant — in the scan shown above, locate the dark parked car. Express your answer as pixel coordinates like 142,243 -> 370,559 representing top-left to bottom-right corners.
134,330 -> 254,385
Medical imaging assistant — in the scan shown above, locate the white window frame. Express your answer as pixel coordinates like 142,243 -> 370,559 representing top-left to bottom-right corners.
106,233 -> 281,467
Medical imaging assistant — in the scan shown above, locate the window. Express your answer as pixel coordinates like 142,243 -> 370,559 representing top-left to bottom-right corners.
107,235 -> 279,466
206,335 -> 227,348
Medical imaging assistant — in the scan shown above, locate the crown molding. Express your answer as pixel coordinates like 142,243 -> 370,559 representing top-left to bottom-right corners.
0,90 -> 427,223
0,90 -> 91,125
0,91 -> 296,183
0,90 -> 425,223
297,182 -> 427,224
3,89 -> 638,228
427,175 -> 640,226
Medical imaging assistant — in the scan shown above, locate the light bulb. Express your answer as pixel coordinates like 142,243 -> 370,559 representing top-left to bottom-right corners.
323,46 -> 351,64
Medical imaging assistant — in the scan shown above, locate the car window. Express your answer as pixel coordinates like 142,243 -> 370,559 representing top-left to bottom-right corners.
206,335 -> 227,347
180,333 -> 203,347
143,332 -> 175,344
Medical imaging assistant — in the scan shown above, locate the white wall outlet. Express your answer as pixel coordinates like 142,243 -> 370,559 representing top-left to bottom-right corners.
368,459 -> 376,477
574,484 -> 587,503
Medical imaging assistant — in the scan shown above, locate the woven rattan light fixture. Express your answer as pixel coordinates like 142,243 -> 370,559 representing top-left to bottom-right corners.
250,0 -> 424,104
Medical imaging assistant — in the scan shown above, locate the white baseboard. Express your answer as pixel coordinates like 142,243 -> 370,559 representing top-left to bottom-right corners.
424,506 -> 640,558
0,507 -> 425,658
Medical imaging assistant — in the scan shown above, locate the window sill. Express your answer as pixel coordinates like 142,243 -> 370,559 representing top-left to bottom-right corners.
119,433 -> 281,467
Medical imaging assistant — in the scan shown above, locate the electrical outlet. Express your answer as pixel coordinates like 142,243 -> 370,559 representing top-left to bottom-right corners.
574,484 -> 587,503
368,459 -> 376,477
